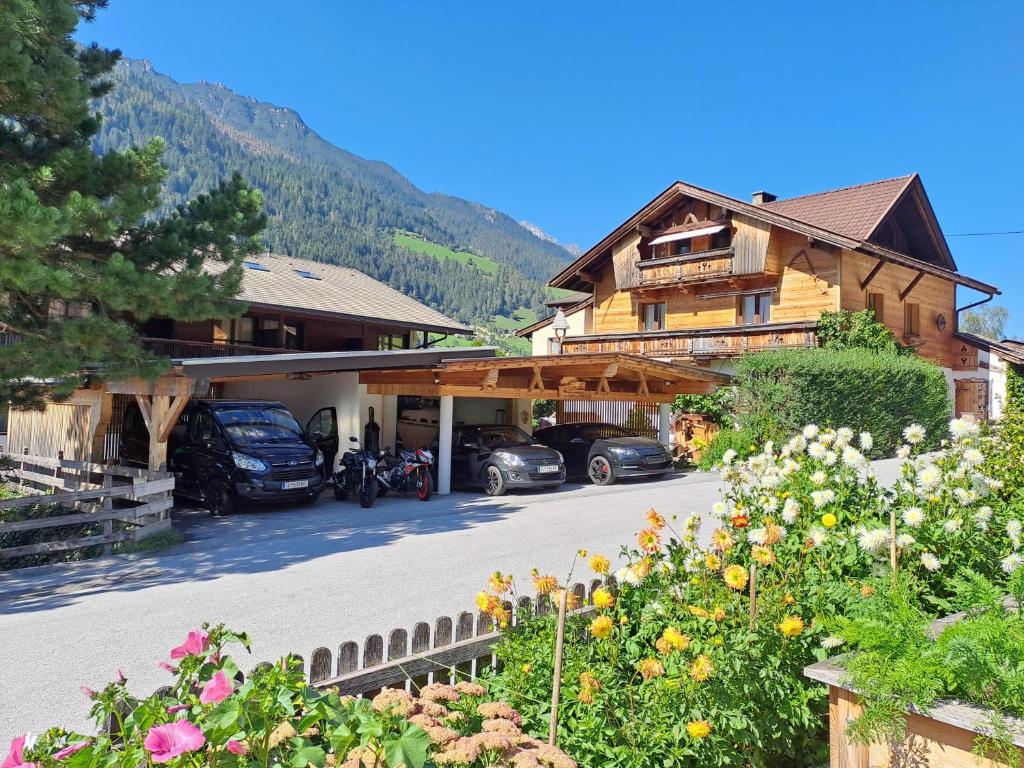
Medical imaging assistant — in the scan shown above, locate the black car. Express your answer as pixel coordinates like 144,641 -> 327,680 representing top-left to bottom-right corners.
121,399 -> 333,514
447,424 -> 565,496
533,422 -> 672,486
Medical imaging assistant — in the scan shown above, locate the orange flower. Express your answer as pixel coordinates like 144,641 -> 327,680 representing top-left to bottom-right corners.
638,658 -> 665,679
578,671 -> 600,704
711,606 -> 727,622
710,528 -> 734,552
688,605 -> 711,619
646,509 -> 666,530
590,615 -> 614,639
731,513 -> 750,529
655,637 -> 672,655
552,588 -> 580,611
592,587 -> 615,610
689,654 -> 714,682
660,626 -> 690,652
531,572 -> 559,595
783,594 -> 796,606
637,528 -> 661,554
752,545 -> 776,566
488,571 -> 513,594
763,524 -> 784,546
588,553 -> 610,575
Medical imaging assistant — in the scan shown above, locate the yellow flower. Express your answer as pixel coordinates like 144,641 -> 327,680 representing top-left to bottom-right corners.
783,594 -> 796,606
779,615 -> 804,638
723,564 -> 748,591
638,658 -> 665,679
552,589 -> 579,611
688,605 -> 711,619
752,545 -> 776,566
638,527 -> 661,554
689,654 -> 714,682
655,637 -> 672,655
703,552 -> 721,571
577,686 -> 594,704
712,636 -> 724,647
577,548 -> 588,558
821,512 -> 837,529
686,720 -> 712,740
476,591 -> 492,612
711,606 -> 726,622
532,573 -> 559,595
620,614 -> 629,625
646,508 -> 666,530
588,554 -> 610,575
710,528 -> 734,552
860,584 -> 875,598
488,571 -> 512,594
521,663 -> 532,674
592,587 -> 615,610
590,615 -> 614,639
661,626 -> 690,652
578,671 -> 600,703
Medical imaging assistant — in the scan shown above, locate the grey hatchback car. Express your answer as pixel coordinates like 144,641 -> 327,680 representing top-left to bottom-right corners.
533,422 -> 672,486
449,424 -> 566,496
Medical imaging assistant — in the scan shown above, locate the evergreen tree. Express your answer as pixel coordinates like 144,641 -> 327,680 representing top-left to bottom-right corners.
0,0 -> 266,407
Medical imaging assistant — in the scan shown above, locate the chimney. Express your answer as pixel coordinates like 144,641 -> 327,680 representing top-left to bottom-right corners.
751,191 -> 777,205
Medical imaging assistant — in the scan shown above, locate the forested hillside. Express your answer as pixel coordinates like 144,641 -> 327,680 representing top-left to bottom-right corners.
92,59 -> 572,327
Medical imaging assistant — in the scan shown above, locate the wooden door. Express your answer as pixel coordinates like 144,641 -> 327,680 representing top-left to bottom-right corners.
954,378 -> 989,421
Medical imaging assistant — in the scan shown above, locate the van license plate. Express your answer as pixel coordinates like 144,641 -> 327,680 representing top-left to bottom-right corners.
282,479 -> 309,490
538,465 -> 560,473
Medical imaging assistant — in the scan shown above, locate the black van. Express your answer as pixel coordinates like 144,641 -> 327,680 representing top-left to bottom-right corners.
121,399 -> 336,515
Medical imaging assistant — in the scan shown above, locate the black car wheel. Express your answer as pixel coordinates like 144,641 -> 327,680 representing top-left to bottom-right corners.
300,490 -> 320,506
588,455 -> 615,486
205,478 -> 235,516
484,465 -> 507,496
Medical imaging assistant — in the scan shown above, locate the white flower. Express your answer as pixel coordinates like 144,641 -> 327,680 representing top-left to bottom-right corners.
841,446 -> 863,468
811,489 -> 836,508
721,449 -> 738,466
962,448 -> 984,467
859,432 -> 874,451
781,458 -> 799,476
975,506 -> 994,523
835,427 -> 854,447
896,445 -> 911,459
748,527 -> 769,545
896,533 -> 916,548
820,636 -> 844,650
949,418 -> 979,441
858,527 -> 890,553
802,424 -> 820,440
903,424 -> 926,445
782,497 -> 800,524
712,501 -> 726,517
762,496 -> 779,513
786,435 -> 807,454
917,465 -> 941,489
920,552 -> 941,572
944,518 -> 962,534
620,565 -> 643,586
807,526 -> 827,547
902,507 -> 925,527
953,487 -> 976,505
823,450 -> 838,467
1007,520 -> 1022,545
808,442 -> 827,460
1001,553 -> 1024,574
658,560 -> 675,574
810,470 -> 827,486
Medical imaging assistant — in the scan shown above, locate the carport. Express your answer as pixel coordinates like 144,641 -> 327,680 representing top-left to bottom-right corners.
357,352 -> 729,494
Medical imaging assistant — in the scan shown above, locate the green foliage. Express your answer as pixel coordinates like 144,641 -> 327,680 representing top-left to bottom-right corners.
732,348 -> 950,455
985,365 -> 1024,506
960,305 -> 1010,340
697,427 -> 757,470
532,399 -> 556,422
92,59 -> 569,327
673,387 -> 734,427
0,2 -> 266,407
816,309 -> 910,354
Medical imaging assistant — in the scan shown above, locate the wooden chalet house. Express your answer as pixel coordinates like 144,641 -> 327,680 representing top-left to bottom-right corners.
523,175 -> 1012,419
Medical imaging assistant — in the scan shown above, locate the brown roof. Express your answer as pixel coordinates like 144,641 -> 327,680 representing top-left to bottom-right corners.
221,253 -> 471,335
954,332 -> 1024,366
760,175 -> 915,240
516,296 -> 593,338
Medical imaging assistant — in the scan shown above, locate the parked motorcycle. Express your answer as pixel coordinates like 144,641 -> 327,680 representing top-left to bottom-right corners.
333,437 -> 379,508
375,447 -> 434,501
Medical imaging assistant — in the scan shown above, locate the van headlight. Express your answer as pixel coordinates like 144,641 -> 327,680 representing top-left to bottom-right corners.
314,449 -> 324,467
232,452 -> 267,472
493,451 -> 525,467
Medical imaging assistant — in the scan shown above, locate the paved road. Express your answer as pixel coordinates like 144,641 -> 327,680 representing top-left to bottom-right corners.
0,461 -> 901,739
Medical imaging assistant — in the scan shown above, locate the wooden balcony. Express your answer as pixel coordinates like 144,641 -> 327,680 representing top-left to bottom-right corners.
142,338 -> 292,359
560,322 -> 818,359
635,247 -> 737,288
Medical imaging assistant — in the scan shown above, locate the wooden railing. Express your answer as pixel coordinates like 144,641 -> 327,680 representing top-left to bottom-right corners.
307,580 -> 601,695
142,338 -> 291,359
561,322 -> 818,358
0,452 -> 175,563
636,247 -> 735,287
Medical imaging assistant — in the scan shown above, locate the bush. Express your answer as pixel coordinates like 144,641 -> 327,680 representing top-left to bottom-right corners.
673,388 -> 735,427
817,309 -> 910,355
696,427 -> 757,470
732,348 -> 950,455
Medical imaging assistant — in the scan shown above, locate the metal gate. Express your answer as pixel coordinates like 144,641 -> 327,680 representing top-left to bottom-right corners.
556,400 -> 659,438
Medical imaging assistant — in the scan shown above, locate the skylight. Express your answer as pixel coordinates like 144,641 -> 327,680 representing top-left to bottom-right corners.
294,269 -> 321,280
243,261 -> 270,272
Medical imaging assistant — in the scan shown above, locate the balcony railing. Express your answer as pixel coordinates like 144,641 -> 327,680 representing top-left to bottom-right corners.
141,338 -> 292,359
560,322 -> 818,358
635,247 -> 736,288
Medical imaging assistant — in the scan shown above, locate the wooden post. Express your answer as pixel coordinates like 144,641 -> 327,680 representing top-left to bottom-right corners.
548,588 -> 568,746
890,505 -> 898,577
102,469 -> 114,556
148,395 -> 170,471
749,563 -> 758,631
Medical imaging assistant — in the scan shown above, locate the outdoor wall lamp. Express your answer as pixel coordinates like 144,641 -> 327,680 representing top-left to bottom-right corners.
935,314 -> 947,332
552,309 -> 570,354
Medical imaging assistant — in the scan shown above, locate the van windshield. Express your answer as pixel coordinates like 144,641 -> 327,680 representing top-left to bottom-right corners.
215,407 -> 304,444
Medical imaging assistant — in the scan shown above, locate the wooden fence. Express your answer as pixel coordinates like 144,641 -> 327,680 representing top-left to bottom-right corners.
307,579 -> 602,696
0,452 -> 175,561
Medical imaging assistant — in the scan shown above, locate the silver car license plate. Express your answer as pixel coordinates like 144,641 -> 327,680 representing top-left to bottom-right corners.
643,455 -> 666,464
281,479 -> 309,490
538,465 -> 560,473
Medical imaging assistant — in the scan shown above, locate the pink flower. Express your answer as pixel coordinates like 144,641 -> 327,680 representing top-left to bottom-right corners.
166,704 -> 189,715
170,630 -> 210,660
159,662 -> 178,674
143,721 -> 205,764
2,735 -> 35,768
225,741 -> 247,756
79,687 -> 95,699
199,671 -> 233,705
115,669 -> 127,684
53,742 -> 90,761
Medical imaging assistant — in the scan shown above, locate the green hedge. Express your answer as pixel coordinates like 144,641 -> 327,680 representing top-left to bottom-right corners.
732,348 -> 951,454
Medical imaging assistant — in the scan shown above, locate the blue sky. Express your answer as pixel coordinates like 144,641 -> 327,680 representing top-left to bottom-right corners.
78,1 -> 1024,335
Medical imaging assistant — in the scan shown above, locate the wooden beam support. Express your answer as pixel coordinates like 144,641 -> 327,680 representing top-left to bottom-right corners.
529,365 -> 544,391
859,258 -> 887,290
134,395 -> 153,434
577,270 -> 597,283
899,270 -> 925,301
108,376 -> 194,397
158,394 -> 190,442
481,368 -> 499,390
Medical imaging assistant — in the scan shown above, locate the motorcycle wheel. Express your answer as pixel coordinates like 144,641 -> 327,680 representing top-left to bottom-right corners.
359,479 -> 378,508
333,484 -> 348,501
416,468 -> 432,501
377,485 -> 389,497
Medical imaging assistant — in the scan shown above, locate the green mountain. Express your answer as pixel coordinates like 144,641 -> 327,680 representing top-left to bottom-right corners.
92,59 -> 572,330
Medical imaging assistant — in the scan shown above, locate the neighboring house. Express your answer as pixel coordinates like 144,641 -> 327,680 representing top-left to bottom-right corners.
949,333 -> 1024,420
518,292 -> 593,356
524,174 -> 1005,418
137,252 -> 471,357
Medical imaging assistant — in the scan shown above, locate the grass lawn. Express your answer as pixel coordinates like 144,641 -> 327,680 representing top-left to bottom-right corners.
393,232 -> 499,275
